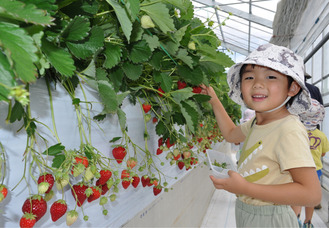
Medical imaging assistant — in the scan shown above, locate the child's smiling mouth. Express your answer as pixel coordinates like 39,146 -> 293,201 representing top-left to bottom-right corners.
252,94 -> 267,101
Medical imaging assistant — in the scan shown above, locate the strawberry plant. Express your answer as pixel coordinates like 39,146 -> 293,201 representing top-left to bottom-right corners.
0,0 -> 241,226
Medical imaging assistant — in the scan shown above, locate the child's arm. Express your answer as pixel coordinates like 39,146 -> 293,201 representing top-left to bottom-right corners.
201,85 -> 245,143
210,167 -> 321,206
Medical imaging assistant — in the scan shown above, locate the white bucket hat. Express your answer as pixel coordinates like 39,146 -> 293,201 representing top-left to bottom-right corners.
227,43 -> 311,115
299,99 -> 325,131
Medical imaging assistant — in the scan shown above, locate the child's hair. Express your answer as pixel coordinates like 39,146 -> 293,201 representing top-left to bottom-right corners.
239,64 -> 302,107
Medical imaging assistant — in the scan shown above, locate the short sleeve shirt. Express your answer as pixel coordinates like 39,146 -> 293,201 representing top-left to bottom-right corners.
308,129 -> 329,170
238,115 -> 315,206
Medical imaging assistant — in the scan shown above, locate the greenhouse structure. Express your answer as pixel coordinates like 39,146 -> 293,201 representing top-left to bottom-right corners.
0,0 -> 329,227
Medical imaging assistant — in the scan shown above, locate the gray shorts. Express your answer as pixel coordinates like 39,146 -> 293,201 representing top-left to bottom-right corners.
235,199 -> 299,227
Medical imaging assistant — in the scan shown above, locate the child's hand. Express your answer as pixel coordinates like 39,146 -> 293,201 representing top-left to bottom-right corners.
210,170 -> 247,195
200,85 -> 218,105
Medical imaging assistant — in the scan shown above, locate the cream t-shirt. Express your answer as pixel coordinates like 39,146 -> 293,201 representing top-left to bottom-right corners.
238,115 -> 315,206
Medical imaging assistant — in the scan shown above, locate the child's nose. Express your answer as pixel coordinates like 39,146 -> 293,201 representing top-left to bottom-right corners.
252,78 -> 264,88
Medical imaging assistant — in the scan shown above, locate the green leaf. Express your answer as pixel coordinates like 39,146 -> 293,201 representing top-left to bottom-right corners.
67,26 -> 104,59
106,0 -> 133,42
117,108 -> 127,131
109,68 -> 124,92
97,80 -> 118,113
177,65 -> 204,85
42,143 -> 65,156
149,51 -> 164,70
0,0 -> 54,26
122,62 -> 142,81
171,87 -> 193,103
117,91 -> 130,106
9,101 -> 24,123
155,120 -> 167,136
0,22 -> 38,82
180,101 -> 199,133
0,51 -> 15,100
143,34 -> 160,51
172,24 -> 188,43
62,16 -> 90,41
199,45 -> 234,67
103,43 -> 122,69
52,154 -> 66,168
22,0 -> 58,16
176,49 -> 193,68
164,0 -> 194,20
154,72 -> 172,93
141,2 -> 175,34
110,136 -> 122,143
130,40 -> 152,63
125,0 -> 140,22
41,38 -> 76,77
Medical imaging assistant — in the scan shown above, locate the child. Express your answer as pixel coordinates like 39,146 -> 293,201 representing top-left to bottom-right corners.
292,99 -> 329,228
201,43 -> 322,227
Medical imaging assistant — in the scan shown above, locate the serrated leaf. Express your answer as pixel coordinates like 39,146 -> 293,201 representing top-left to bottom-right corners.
23,0 -> 58,16
122,62 -> 142,81
41,38 -> 76,77
97,80 -> 118,113
143,34 -> 160,51
117,91 -> 130,106
109,68 -> 124,92
164,0 -> 194,20
0,0 -> 54,26
176,49 -> 193,68
154,72 -> 172,93
172,24 -> 188,43
62,16 -> 90,41
67,26 -> 104,59
125,0 -> 140,22
9,101 -> 24,123
117,108 -> 127,131
130,40 -> 152,63
180,101 -> 198,133
52,154 -> 66,168
199,45 -> 234,67
110,136 -> 122,143
177,65 -> 204,85
103,43 -> 122,69
155,120 -> 167,136
106,0 -> 132,42
149,51 -> 163,70
42,143 -> 65,156
141,2 -> 175,34
171,87 -> 193,103
161,40 -> 179,56
0,22 -> 38,82
0,51 -> 15,99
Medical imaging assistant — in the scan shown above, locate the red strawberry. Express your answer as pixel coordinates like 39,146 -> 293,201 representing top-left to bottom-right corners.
112,146 -> 127,164
177,81 -> 187,89
71,156 -> 89,175
178,161 -> 185,170
20,213 -> 36,228
22,195 -> 47,222
87,186 -> 101,202
97,169 -> 112,186
71,184 -> 88,207
122,180 -> 130,189
100,184 -> 109,195
152,117 -> 157,123
166,138 -> 175,148
74,156 -> 89,168
121,170 -> 130,179
37,173 -> 54,194
157,87 -> 164,97
132,176 -> 140,188
50,199 -> 67,222
0,184 -> 8,202
127,157 -> 137,169
173,154 -> 181,160
141,175 -> 152,187
153,186 -> 162,196
158,137 -> 163,147
192,86 -> 202,93
156,148 -> 163,155
142,104 -> 152,113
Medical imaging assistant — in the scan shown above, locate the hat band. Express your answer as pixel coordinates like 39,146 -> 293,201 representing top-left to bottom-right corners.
262,96 -> 291,113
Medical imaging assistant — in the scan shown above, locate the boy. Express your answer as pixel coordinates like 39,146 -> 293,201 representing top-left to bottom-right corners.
292,99 -> 329,228
202,43 -> 321,227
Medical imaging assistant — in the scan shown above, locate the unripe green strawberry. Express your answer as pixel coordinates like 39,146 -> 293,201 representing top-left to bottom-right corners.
107,178 -> 115,189
83,166 -> 94,182
56,174 -> 69,190
110,194 -> 116,202
208,20 -> 214,27
72,163 -> 85,177
188,41 -> 196,50
141,15 -> 155,29
44,190 -> 55,201
66,210 -> 78,226
145,114 -> 152,122
38,182 -> 50,194
173,149 -> 180,157
99,196 -> 108,205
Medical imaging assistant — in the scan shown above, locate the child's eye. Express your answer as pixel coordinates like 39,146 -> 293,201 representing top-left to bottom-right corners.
267,75 -> 277,79
243,76 -> 254,80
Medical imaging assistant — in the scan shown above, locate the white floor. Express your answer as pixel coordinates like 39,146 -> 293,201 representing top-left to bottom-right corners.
201,190 -> 328,228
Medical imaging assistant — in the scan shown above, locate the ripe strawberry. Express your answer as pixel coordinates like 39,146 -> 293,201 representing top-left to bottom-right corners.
121,170 -> 130,179
178,161 -> 185,170
192,86 -> 202,93
66,210 -> 78,226
141,175 -> 152,187
157,87 -> 164,97
142,104 -> 151,113
156,148 -> 163,155
173,154 -> 181,160
158,137 -> 163,147
100,184 -> 109,195
152,117 -> 157,123
71,156 -> 89,176
112,146 -> 127,164
0,184 -> 8,202
97,169 -> 112,186
20,213 -> 36,228
166,138 -> 175,148
87,186 -> 101,202
71,184 -> 88,207
122,180 -> 130,189
50,199 -> 67,222
127,157 -> 137,169
177,81 -> 187,89
37,173 -> 54,194
153,186 -> 162,196
74,156 -> 89,168
22,195 -> 47,222
132,175 -> 140,188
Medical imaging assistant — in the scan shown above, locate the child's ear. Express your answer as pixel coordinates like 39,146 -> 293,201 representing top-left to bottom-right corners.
288,81 -> 301,96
